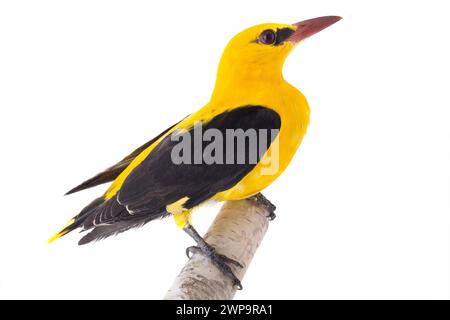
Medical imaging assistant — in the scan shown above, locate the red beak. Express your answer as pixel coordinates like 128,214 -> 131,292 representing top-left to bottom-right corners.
288,16 -> 342,43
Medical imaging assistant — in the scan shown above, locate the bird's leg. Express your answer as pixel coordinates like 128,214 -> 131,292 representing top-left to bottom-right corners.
252,193 -> 277,220
183,224 -> 243,290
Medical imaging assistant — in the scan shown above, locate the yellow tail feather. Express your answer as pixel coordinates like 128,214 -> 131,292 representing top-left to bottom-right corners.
47,219 -> 75,244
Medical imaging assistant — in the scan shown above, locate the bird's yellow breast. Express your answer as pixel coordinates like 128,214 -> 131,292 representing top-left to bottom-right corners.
212,80 -> 310,201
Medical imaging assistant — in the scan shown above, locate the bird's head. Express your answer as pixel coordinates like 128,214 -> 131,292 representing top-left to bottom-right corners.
213,16 -> 341,95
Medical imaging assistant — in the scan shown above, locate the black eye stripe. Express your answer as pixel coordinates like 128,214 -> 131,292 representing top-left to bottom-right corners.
274,28 -> 295,45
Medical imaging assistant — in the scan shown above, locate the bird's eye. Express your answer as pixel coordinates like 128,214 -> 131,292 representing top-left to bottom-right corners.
258,29 -> 277,45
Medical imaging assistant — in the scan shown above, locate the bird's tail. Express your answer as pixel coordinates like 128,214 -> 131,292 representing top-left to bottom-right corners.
48,197 -> 104,244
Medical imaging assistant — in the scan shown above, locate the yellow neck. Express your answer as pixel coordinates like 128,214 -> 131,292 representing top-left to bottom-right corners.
210,50 -> 287,104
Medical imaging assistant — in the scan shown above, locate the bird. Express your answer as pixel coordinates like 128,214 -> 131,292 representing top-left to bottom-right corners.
49,16 -> 341,289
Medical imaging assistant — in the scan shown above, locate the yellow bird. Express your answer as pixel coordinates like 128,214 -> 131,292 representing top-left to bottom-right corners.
50,16 -> 341,288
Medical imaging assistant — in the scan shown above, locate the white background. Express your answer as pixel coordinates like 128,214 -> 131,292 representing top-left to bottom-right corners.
0,0 -> 449,300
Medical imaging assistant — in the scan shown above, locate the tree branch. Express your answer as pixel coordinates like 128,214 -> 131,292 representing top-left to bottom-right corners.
164,197 -> 271,300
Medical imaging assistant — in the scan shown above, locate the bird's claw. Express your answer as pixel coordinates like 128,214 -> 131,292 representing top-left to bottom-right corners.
216,252 -> 244,268
252,193 -> 277,220
233,279 -> 243,290
185,244 -> 243,290
186,245 -> 201,258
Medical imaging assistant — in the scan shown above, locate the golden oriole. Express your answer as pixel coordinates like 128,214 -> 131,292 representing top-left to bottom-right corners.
50,16 -> 341,288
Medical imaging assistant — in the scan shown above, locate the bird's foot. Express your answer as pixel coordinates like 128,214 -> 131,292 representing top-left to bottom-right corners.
186,245 -> 243,290
252,193 -> 277,220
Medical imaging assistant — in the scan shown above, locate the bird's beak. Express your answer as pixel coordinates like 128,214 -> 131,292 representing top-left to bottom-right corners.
288,16 -> 342,43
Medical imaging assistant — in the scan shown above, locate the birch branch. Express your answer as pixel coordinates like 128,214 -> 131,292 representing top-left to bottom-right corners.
164,197 -> 271,300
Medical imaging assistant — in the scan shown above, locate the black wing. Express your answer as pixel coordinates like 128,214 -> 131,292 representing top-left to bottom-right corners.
77,106 -> 281,244
120,105 -> 280,213
65,119 -> 184,195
